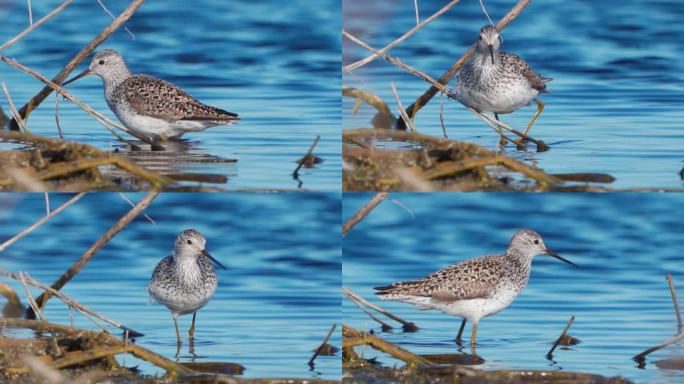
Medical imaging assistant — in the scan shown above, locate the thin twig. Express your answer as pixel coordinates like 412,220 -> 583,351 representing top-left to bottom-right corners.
546,315 -> 575,358
19,272 -> 46,322
9,0 -> 145,130
95,0 -> 135,40
390,82 -> 417,133
667,275 -> 682,333
54,93 -> 63,139
343,0 -> 462,72
342,287 -> 418,331
30,192 -> 159,315
342,192 -> 388,236
0,0 -> 75,51
413,0 -> 419,26
308,324 -> 337,367
343,290 -> 394,331
44,192 -> 50,215
2,82 -> 29,133
27,0 -> 33,26
439,91 -> 448,139
0,193 -> 85,252
118,193 -> 155,225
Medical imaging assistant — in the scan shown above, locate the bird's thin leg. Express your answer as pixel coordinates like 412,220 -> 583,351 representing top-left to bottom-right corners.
189,312 -> 197,355
516,98 -> 544,144
470,321 -> 478,347
456,319 -> 467,344
173,314 -> 182,347
494,113 -> 507,146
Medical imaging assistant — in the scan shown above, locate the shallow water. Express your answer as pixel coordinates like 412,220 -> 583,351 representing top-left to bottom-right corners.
0,0 -> 340,191
0,193 -> 341,379
343,193 -> 684,383
343,0 -> 684,190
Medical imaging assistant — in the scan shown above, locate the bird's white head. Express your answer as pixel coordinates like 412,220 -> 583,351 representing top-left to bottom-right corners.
508,229 -> 577,267
475,25 -> 502,64
62,49 -> 131,87
173,229 -> 227,270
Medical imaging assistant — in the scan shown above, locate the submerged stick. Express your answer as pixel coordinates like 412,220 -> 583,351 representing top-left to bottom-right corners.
667,275 -> 682,333
398,0 -> 532,129
9,0 -> 145,130
547,315 -> 575,358
633,332 -> 684,364
342,192 -> 388,236
0,193 -> 85,252
29,192 -> 159,316
342,287 -> 417,331
293,135 -> 321,178
308,324 -> 337,367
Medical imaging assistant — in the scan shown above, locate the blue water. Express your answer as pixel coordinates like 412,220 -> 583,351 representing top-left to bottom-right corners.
0,193 -> 341,379
343,0 -> 684,190
343,193 -> 684,383
0,0 -> 340,191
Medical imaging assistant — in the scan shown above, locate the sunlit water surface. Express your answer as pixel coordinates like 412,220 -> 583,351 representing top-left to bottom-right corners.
0,0 -> 340,191
0,193 -> 341,379
343,0 -> 684,190
343,193 -> 684,383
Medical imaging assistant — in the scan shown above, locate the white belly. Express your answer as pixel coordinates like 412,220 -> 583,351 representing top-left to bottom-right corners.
111,102 -> 224,141
455,81 -> 538,114
381,286 -> 520,323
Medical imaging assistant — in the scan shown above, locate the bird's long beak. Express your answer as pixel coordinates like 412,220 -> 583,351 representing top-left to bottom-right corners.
62,68 -> 92,86
544,248 -> 578,268
201,249 -> 227,270
488,44 -> 494,64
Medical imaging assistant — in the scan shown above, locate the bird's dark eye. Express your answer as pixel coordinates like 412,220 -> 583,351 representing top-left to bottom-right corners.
99,59 -> 105,65
533,239 -> 540,245
479,35 -> 483,40
187,240 -> 192,245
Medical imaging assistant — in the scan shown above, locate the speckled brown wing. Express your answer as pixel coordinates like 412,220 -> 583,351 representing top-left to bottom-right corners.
375,254 -> 507,301
116,74 -> 238,122
501,53 -> 551,93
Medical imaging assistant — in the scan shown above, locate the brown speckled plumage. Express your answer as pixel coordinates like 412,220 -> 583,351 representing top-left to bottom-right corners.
453,26 -> 551,115
114,74 -> 238,122
375,253 -> 529,302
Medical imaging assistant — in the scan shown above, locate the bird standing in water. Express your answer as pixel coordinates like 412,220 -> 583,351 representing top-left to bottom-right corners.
148,229 -> 226,354
453,26 -> 551,147
375,229 -> 576,350
63,49 -> 238,144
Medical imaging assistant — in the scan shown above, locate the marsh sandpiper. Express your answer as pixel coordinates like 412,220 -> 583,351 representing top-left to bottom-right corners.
453,26 -> 551,146
148,229 -> 227,353
375,229 -> 576,348
63,49 -> 239,143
